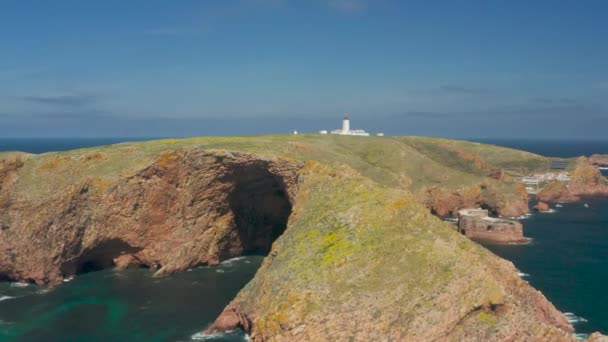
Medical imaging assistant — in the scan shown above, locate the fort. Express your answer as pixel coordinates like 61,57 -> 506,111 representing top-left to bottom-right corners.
457,209 -> 526,243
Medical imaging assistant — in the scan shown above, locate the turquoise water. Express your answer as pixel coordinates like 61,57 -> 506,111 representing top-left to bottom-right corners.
0,256 -> 263,342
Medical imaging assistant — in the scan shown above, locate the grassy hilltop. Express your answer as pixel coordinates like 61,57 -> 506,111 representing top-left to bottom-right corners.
5,135 -> 549,215
0,135 -> 579,341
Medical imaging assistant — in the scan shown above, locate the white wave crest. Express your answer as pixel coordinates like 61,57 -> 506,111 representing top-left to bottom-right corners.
220,256 -> 246,267
10,282 -> 29,288
0,295 -> 16,302
517,272 -> 530,278
564,312 -> 588,324
539,209 -> 557,214
574,333 -> 589,340
191,330 -> 250,341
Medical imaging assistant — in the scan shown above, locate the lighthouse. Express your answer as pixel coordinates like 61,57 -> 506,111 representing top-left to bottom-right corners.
342,113 -> 350,134
329,113 -> 370,136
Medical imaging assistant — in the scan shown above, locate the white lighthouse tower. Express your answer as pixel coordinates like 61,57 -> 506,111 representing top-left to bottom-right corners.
329,113 -> 370,136
342,113 -> 350,134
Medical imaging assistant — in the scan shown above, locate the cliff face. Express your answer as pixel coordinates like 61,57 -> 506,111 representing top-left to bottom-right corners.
0,149 -> 302,284
425,182 -> 529,218
0,136 -> 579,340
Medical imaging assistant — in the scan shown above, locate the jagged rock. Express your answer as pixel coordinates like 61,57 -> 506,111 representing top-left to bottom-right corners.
588,332 -> 608,342
534,202 -> 551,212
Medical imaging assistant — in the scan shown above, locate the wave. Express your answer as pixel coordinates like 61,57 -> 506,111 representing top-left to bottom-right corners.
574,333 -> 589,340
0,295 -> 16,302
539,209 -> 557,214
10,282 -> 29,288
191,329 -> 250,341
516,271 -> 530,278
220,256 -> 247,267
564,312 -> 588,324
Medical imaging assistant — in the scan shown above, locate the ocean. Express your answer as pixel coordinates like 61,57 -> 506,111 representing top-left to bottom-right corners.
0,256 -> 262,341
0,138 -> 607,339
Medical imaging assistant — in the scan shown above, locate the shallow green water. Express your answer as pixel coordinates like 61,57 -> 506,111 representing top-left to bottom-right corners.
0,256 -> 263,342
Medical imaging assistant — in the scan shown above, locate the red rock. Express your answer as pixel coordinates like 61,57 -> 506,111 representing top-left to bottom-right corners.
113,254 -> 142,270
534,202 -> 550,212
587,332 -> 608,342
204,306 -> 251,334
589,154 -> 608,167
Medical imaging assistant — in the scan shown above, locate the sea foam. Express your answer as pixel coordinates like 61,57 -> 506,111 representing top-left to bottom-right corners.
191,329 -> 250,341
220,256 -> 247,267
564,312 -> 589,324
539,209 -> 557,214
0,295 -> 16,302
10,282 -> 29,288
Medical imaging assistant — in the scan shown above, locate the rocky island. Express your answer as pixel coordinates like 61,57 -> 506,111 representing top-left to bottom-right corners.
1,135 -> 606,341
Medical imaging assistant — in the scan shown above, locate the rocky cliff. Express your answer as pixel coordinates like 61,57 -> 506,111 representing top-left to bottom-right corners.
538,157 -> 608,203
589,154 -> 608,167
0,136 -> 583,340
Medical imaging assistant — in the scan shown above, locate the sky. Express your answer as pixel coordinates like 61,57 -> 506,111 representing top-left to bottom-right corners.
1,0 -> 607,139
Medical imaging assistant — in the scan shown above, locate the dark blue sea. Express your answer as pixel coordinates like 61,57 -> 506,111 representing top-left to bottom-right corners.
0,138 -> 607,339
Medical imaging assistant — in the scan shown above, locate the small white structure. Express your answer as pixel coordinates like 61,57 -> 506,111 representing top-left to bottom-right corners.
330,113 -> 370,136
292,130 -> 299,135
377,132 -> 385,137
319,130 -> 328,135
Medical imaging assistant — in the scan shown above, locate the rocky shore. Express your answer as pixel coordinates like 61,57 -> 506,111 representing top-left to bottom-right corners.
537,157 -> 608,204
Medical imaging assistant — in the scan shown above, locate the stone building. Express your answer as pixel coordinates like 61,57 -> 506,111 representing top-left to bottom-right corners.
457,209 -> 526,243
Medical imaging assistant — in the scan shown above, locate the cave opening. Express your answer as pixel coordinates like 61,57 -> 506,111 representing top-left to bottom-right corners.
74,238 -> 142,275
226,163 -> 293,256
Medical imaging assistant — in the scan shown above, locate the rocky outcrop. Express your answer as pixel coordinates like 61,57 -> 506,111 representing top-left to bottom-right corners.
0,149 -> 302,284
588,332 -> 608,342
538,158 -> 608,203
534,201 -> 551,212
589,154 -> 608,167
458,209 -> 526,243
205,168 -> 573,340
425,182 -> 529,218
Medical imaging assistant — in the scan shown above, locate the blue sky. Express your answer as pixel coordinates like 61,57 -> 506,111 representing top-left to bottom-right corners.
1,0 -> 607,138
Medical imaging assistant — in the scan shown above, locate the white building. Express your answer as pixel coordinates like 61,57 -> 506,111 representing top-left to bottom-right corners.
330,113 -> 370,136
